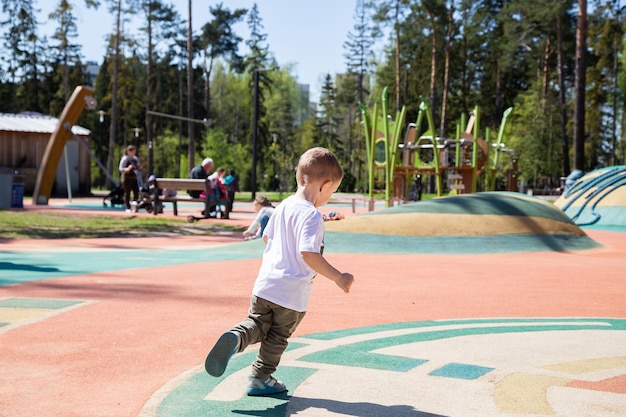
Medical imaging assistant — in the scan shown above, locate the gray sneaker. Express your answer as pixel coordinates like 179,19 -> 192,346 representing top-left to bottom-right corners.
246,375 -> 287,396
205,332 -> 239,377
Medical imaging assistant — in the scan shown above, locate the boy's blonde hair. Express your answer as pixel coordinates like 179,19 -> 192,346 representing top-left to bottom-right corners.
296,147 -> 343,186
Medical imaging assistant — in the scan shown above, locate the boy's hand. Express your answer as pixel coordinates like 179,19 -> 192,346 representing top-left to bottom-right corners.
300,251 -> 354,293
335,272 -> 354,293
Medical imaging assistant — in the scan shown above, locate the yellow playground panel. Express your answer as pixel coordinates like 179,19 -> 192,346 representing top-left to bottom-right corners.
361,90 -> 517,206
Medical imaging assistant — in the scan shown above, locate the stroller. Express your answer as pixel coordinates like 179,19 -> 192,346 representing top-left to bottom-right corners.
128,173 -> 161,213
103,185 -> 125,207
131,182 -> 154,213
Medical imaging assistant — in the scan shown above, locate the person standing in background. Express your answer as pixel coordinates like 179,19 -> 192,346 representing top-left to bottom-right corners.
224,169 -> 240,212
119,145 -> 142,212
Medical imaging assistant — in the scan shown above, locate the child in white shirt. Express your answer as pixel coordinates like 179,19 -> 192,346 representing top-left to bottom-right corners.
204,147 -> 354,396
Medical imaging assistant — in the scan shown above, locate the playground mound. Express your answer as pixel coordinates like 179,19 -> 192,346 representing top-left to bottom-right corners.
554,165 -> 626,229
324,192 -> 600,254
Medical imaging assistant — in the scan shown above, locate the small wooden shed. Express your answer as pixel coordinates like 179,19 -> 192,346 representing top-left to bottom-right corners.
0,113 -> 92,195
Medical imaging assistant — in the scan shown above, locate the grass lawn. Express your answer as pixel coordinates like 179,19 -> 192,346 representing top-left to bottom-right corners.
0,210 -> 242,239
2,190 -> 435,240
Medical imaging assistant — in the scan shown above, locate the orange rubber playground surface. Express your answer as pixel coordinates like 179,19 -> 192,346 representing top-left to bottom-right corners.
1,194 -> 625,417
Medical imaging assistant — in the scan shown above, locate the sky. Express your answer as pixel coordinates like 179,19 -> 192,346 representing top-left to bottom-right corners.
38,0 -> 361,102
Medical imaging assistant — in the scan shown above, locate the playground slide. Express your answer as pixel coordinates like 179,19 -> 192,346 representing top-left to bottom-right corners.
32,86 -> 96,205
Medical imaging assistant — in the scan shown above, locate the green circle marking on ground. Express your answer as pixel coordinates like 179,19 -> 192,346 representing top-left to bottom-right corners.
143,318 -> 626,417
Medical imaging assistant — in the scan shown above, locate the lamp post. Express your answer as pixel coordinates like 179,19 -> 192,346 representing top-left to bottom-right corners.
251,68 -> 274,200
272,132 -> 278,191
251,69 -> 261,201
148,137 -> 153,176
98,110 -> 105,187
133,128 -> 140,177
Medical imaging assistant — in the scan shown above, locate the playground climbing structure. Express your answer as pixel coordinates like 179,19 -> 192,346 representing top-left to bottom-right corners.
555,166 -> 626,227
361,89 -> 517,206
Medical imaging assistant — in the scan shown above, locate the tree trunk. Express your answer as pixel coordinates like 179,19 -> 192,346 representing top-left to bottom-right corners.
542,36 -> 551,110
187,0 -> 195,172
495,40 -> 503,123
573,0 -> 587,171
394,0 -> 401,113
146,2 -> 154,175
178,59 -> 184,178
556,13 -> 570,175
395,29 -> 401,113
428,9 -> 437,127
106,0 -> 122,189
440,4 -> 454,140
203,54 -> 213,124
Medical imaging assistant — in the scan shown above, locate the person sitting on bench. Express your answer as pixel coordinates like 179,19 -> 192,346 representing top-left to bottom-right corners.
188,157 -> 214,198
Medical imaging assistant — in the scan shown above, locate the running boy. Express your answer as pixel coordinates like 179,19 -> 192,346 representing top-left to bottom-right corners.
204,147 -> 354,396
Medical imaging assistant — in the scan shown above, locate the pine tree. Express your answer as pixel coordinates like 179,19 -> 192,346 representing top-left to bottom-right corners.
344,0 -> 374,105
1,0 -> 40,112
140,0 -> 181,174
48,0 -> 84,107
244,3 -> 275,194
368,0 -> 412,113
343,0 -> 375,183
199,3 -> 247,122
573,0 -> 587,171
317,74 -> 342,152
586,0 -> 622,168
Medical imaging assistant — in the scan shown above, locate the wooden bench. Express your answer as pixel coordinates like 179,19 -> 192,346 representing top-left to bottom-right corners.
151,178 -> 229,218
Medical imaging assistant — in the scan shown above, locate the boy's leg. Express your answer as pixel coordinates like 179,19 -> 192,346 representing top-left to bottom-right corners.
205,295 -> 273,377
231,295 -> 274,348
245,300 -> 305,395
251,300 -> 306,381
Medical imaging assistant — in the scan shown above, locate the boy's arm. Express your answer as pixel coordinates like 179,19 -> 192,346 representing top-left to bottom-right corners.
301,251 -> 354,293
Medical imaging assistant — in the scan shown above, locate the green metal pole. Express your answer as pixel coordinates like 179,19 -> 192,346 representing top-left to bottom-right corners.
471,106 -> 480,192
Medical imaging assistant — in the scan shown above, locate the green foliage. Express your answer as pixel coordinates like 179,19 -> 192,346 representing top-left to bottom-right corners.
203,126 -> 250,186
339,170 -> 357,193
507,88 -> 562,187
149,129 -> 181,177
1,0 -> 625,195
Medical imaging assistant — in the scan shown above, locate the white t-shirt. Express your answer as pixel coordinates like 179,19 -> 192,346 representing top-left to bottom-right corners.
252,195 -> 324,312
207,172 -> 221,187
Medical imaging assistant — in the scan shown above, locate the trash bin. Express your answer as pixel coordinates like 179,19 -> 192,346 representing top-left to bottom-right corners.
0,173 -> 11,208
11,175 -> 24,208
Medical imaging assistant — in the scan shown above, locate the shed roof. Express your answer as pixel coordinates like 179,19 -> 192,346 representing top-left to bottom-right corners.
0,112 -> 91,136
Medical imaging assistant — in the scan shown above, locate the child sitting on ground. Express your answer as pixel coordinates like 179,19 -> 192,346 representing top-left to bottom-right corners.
243,196 -> 275,240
